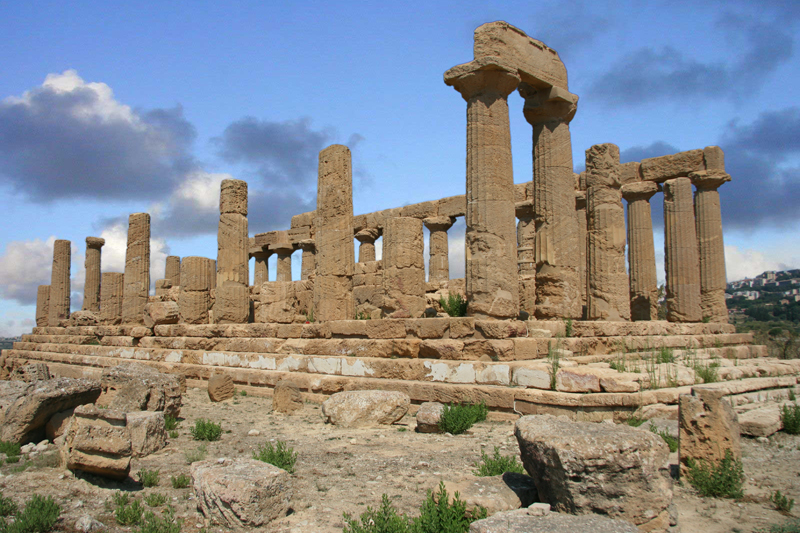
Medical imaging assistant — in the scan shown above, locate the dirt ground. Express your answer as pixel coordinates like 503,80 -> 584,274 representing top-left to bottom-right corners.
1,387 -> 798,533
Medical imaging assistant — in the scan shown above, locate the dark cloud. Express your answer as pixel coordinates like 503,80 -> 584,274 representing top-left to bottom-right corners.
620,141 -> 680,164
526,0 -> 613,62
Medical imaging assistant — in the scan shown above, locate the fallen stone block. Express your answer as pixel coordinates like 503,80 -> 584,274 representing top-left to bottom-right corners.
443,472 -> 538,514
45,407 -> 75,440
415,401 -> 444,433
10,362 -> 51,382
98,362 -> 182,417
63,404 -> 131,480
127,411 -> 167,457
143,301 -> 180,328
469,509 -> 639,533
322,390 -> 410,427
208,373 -> 235,402
273,380 -> 303,414
679,386 -> 741,471
737,405 -> 782,438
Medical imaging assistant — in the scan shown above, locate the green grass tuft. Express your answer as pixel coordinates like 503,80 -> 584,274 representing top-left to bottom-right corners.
439,294 -> 467,317
143,493 -> 167,508
781,403 -> 800,435
184,444 -> 207,464
164,415 -> 179,431
438,401 -> 488,435
0,494 -> 61,533
137,468 -> 160,488
170,474 -> 191,489
252,440 -> 298,474
190,419 -> 222,441
685,449 -> 744,499
648,423 -> 678,453
772,490 -> 795,513
473,446 -> 525,477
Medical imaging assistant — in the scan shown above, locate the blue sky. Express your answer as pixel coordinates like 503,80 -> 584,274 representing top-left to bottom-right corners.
1,0 -> 799,336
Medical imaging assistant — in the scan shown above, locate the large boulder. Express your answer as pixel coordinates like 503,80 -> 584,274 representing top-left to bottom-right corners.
322,390 -> 410,427
679,386 -> 741,471
208,373 -> 235,402
515,415 -> 673,532
127,411 -> 167,457
63,404 -> 131,480
469,509 -> 639,533
192,458 -> 292,529
46,407 -> 76,440
0,378 -> 101,444
273,380 -> 303,414
98,363 -> 182,417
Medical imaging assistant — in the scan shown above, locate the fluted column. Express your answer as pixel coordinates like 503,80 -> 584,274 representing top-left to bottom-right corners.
516,202 -> 536,315
691,170 -> 731,323
298,240 -> 316,280
423,216 -> 455,286
180,256 -> 213,324
83,237 -> 105,312
100,272 -> 124,324
622,181 -> 659,321
520,84 -> 581,319
574,191 -> 588,313
215,179 -> 249,323
355,228 -> 380,263
165,256 -> 181,286
122,213 -> 150,324
272,242 -> 294,282
664,178 -> 702,322
48,239 -> 71,326
381,217 -> 426,318
35,286 -> 50,327
252,250 -> 271,286
445,60 -> 520,319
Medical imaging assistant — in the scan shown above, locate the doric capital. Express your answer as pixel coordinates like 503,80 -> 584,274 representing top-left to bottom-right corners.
355,228 -> 380,243
688,170 -> 731,191
621,181 -> 659,202
444,57 -> 520,102
85,236 -> 105,249
422,216 -> 456,232
519,83 -> 578,126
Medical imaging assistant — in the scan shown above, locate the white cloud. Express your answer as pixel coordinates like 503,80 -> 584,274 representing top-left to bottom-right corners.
0,236 -> 56,305
724,245 -> 787,281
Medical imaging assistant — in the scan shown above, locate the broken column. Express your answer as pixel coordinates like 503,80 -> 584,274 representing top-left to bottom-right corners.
516,203 -> 536,316
100,272 -> 124,324
622,181 -> 660,321
122,213 -> 150,324
355,228 -> 380,263
520,85 -> 581,319
445,59 -> 520,318
215,179 -> 249,324
575,191 -> 588,312
48,239 -> 71,326
35,286 -> 50,327
382,217 -> 426,318
180,256 -> 212,324
165,256 -> 181,287
252,250 -> 271,286
313,145 -> 355,321
271,242 -> 294,282
585,144 -> 630,321
664,178 -> 702,322
423,216 -> 455,286
298,240 -> 316,281
82,237 -> 105,313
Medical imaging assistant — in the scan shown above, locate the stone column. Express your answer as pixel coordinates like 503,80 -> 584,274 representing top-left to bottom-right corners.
298,240 -> 316,280
180,256 -> 212,324
35,286 -> 50,327
664,178 -> 702,322
382,217 -> 426,318
252,250 -> 271,286
622,181 -> 660,321
423,216 -> 455,286
165,256 -> 181,286
272,242 -> 294,282
520,84 -> 581,319
207,259 -> 217,290
585,144 -> 630,321
122,213 -> 150,324
215,179 -> 249,323
516,202 -> 536,315
355,228 -> 380,263
691,170 -> 731,323
575,191 -> 588,313
82,237 -> 105,313
48,239 -> 71,326
445,60 -> 520,319
313,145 -> 355,321
100,272 -> 124,325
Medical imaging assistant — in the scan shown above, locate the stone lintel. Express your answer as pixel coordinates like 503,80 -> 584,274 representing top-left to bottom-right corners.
640,149 -> 705,183
297,239 -> 316,251
270,242 -> 294,254
514,200 -> 534,219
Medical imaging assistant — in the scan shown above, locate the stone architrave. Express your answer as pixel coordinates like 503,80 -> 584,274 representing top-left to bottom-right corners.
423,216 -> 455,285
180,256 -> 213,324
520,84 -> 581,319
515,202 -> 536,315
574,191 -> 587,312
445,59 -> 520,319
313,145 -> 355,321
297,240 -> 316,281
271,242 -> 294,282
585,144 -> 630,321
622,181 -> 660,321
100,272 -> 124,324
165,256 -> 181,287
382,217 -> 426,318
48,239 -> 71,326
122,213 -> 150,324
355,228 -> 380,263
83,237 -> 105,312
691,170 -> 731,323
35,285 -> 50,327
252,250 -> 271,286
215,179 -> 249,324
664,178 -> 702,322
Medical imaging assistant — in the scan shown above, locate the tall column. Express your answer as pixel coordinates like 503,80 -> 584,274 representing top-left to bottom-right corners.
82,237 -> 105,312
180,256 -> 212,324
313,145 -> 355,321
355,228 -> 379,263
215,179 -> 249,323
574,191 -> 588,314
122,213 -> 150,324
252,250 -> 271,286
272,243 -> 294,282
516,203 -> 536,315
48,239 -> 71,326
100,272 -> 124,324
622,181 -> 659,321
664,178 -> 702,322
445,60 -> 520,319
298,240 -> 316,280
382,217 -> 426,318
585,144 -> 630,321
165,256 -> 181,286
423,216 -> 455,285
691,170 -> 731,323
35,286 -> 50,327
520,84 -> 581,319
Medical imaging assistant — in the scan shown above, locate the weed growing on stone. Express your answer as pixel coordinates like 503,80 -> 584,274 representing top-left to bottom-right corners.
0,441 -> 20,459
0,494 -> 61,533
564,318 -> 573,338
685,449 -> 745,499
789,390 -> 797,402
473,446 -> 525,476
171,474 -> 191,489
190,419 -> 222,441
657,346 -> 675,364
609,353 -> 627,373
144,493 -> 167,507
439,294 -> 468,317
343,494 -> 410,533
649,422 -> 678,452
164,415 -> 179,431
438,401 -> 488,435
240,389 -> 247,396
626,416 -> 646,427
136,506 -> 181,533
771,490 -> 795,513
355,311 -> 371,320
184,444 -> 207,464
781,403 -> 800,435
693,360 -> 720,384
252,440 -> 298,473
0,491 -> 17,517
137,468 -> 160,487
114,497 -> 144,526
168,430 -> 179,439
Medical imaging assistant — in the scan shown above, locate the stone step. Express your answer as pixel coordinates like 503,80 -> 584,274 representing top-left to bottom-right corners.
736,399 -> 798,437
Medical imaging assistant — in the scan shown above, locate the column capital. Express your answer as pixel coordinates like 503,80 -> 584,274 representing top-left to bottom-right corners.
355,228 -> 380,243
621,181 -> 659,202
519,83 -> 578,126
689,170 -> 731,191
422,216 -> 455,232
86,236 -> 105,249
444,57 -> 520,102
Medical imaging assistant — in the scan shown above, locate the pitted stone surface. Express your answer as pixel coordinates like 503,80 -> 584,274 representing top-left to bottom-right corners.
36,285 -> 50,327
216,181 -> 249,324
49,239 -> 71,326
469,510 -> 638,533
679,387 -> 741,472
622,182 -> 659,321
322,390 -> 410,427
83,237 -> 104,313
165,256 -> 181,286
208,373 -> 235,402
273,380 -> 303,414
122,213 -> 150,324
664,178 -> 701,322
63,404 -> 131,480
100,272 -> 124,324
382,217 -> 426,318
180,257 -> 212,324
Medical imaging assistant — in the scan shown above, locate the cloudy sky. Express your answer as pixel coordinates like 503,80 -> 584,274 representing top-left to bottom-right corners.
1,0 -> 798,336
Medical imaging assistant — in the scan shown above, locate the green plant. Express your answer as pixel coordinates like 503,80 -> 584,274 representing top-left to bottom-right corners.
137,468 -> 160,487
343,494 -> 410,533
190,419 -> 222,441
702,315 -> 711,323
0,494 -> 61,533
627,416 -> 646,427
609,353 -> 627,372
0,492 -> 17,517
564,318 -> 573,338
305,309 -> 315,323
757,520 -> 800,533
115,498 -> 144,526
112,491 -> 131,507
185,444 -> 208,464
693,359 -> 720,384
168,430 -> 179,439
772,490 -> 795,513
473,446 -> 525,477
439,294 -> 467,318
240,389 -> 247,396
4,456 -> 20,464
789,390 -> 797,402
144,493 -> 167,508
781,403 -> 800,435
0,441 -> 20,458
411,481 -> 487,533
171,474 -> 191,489
438,401 -> 488,435
135,506 -> 181,533
164,415 -> 179,431
656,346 -> 675,364
355,311 -> 371,320
685,449 -> 744,499
397,427 -> 407,432
649,422 -> 678,453
252,440 -> 298,473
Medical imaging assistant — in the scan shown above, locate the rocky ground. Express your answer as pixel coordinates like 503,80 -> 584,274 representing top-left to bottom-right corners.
0,387 -> 798,533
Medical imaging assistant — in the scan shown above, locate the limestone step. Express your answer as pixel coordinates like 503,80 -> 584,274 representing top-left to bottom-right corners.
736,399 -> 799,437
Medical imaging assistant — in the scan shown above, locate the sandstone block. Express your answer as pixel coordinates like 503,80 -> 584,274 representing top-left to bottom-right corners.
70,310 -> 99,326
36,285 -> 50,327
45,407 -> 75,440
273,380 -> 304,414
99,363 -> 182,417
444,472 -> 538,515
679,387 -> 741,471
469,509 -> 639,533
126,410 -> 167,457
10,362 -> 50,382
100,272 -> 124,324
144,301 -> 180,328
122,213 -> 150,324
220,179 -> 248,215
322,390 -> 410,427
63,404 -> 131,480
415,401 -> 444,433
640,149 -> 705,182
420,339 -> 465,360
215,283 -> 250,324
208,373 -> 235,402
48,239 -> 71,326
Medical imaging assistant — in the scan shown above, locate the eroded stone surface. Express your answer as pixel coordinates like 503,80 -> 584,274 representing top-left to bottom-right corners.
679,387 -> 741,471
322,390 -> 410,427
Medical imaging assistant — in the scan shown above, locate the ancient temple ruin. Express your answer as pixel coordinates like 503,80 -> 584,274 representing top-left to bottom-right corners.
4,22 -> 799,423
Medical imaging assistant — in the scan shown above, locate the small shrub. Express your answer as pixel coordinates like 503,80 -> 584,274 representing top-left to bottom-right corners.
685,449 -> 744,499
789,390 -> 797,402
564,318 -> 573,338
171,474 -> 191,489
184,444 -> 207,464
4,456 -> 20,464
772,490 -> 795,513
2,494 -> 61,533
252,440 -> 298,474
648,423 -> 678,453
0,441 -> 20,458
190,419 -> 222,441
438,401 -> 488,435
0,492 -> 17,517
115,498 -> 144,526
240,390 -> 247,397
168,430 -> 179,439
136,506 -> 181,533
627,416 -> 646,427
757,520 -> 800,533
137,468 -> 160,487
439,294 -> 467,318
143,493 -> 167,508
164,415 -> 179,431
342,494 -> 410,533
397,427 -> 407,432
473,446 -> 525,477
656,346 -> 675,364
355,311 -> 371,320
781,403 -> 800,435
411,481 -> 487,533
111,492 -> 130,507
693,360 -> 720,384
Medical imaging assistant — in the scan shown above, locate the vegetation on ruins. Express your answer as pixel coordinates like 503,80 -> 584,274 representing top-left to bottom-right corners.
0,441 -> 20,459
184,444 -> 208,464
438,294 -> 467,317
692,359 -> 721,384
0,492 -> 17,517
164,415 -> 179,431
135,507 -> 181,533
648,422 -> 678,453
437,401 -> 488,435
547,340 -> 562,390
757,520 -> 800,533
780,403 -> 800,435
564,318 -> 573,337
473,446 -> 525,476
0,494 -> 61,533
113,494 -> 144,525
685,449 -> 745,499
190,419 -> 222,441
771,490 -> 795,513
143,493 -> 167,507
137,468 -> 160,487
252,440 -> 298,473
170,474 -> 191,489
626,416 -> 646,427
